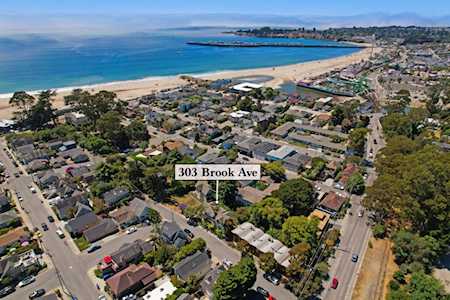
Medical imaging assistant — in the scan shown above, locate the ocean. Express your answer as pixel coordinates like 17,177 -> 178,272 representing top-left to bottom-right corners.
0,28 -> 359,95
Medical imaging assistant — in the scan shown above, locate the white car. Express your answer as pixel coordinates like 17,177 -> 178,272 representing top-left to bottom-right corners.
222,259 -> 233,269
358,210 -> 364,217
18,276 -> 35,287
126,226 -> 137,234
30,187 -> 37,193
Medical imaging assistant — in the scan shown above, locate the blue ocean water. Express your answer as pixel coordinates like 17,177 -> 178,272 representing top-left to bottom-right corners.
0,28 -> 359,94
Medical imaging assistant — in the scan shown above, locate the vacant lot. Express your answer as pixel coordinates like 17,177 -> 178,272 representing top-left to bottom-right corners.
352,238 -> 398,300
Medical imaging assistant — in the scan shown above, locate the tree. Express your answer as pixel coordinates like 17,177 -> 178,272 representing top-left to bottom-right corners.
65,89 -> 122,125
392,230 -> 440,271
142,168 -> 168,202
213,256 -> 257,300
25,90 -> 56,129
173,238 -> 206,263
331,106 -> 345,125
236,97 -> 254,112
388,271 -> 449,300
261,161 -> 286,182
9,91 -> 35,121
127,119 -> 149,144
348,128 -> 368,156
346,172 -> 365,195
281,216 -> 319,247
213,181 -> 238,209
248,197 -> 289,231
259,252 -> 278,273
364,142 -> 450,248
287,242 -> 311,278
273,178 -> 315,215
97,111 -> 129,149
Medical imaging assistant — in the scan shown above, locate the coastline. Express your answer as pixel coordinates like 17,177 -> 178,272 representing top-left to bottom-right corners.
0,47 -> 376,120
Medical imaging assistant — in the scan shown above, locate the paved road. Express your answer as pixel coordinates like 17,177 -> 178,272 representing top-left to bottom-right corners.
0,141 -> 102,300
322,113 -> 385,300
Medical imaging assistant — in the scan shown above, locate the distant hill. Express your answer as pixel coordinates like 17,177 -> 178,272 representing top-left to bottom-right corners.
0,12 -> 449,35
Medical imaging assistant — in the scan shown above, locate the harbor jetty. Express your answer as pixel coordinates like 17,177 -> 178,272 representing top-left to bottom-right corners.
187,41 -> 367,49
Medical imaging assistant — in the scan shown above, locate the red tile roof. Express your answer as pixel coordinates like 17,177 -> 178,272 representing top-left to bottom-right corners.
106,263 -> 160,297
320,192 -> 346,212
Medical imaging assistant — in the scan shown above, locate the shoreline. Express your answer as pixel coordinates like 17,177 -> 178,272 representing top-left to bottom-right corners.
0,47 -> 376,119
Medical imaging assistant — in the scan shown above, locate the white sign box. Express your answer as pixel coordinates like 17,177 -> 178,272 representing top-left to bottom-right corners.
175,164 -> 261,181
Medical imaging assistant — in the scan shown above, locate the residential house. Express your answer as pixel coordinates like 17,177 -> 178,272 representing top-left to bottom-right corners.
0,194 -> 10,213
308,209 -> 331,234
26,159 -> 49,173
102,187 -> 130,209
266,145 -> 296,161
197,152 -> 220,164
105,263 -> 161,299
160,221 -> 189,248
173,251 -> 211,282
143,277 -> 177,300
83,218 -> 119,243
34,170 -> 59,189
65,211 -> 100,236
58,140 -> 77,152
318,192 -> 347,216
103,239 -> 155,272
128,198 -> 151,223
252,142 -> 279,161
110,198 -> 150,228
283,152 -> 312,173
53,193 -> 90,220
9,137 -> 33,150
65,112 -> 90,126
236,137 -> 261,156
338,163 -> 359,187
232,222 -> 291,268
0,211 -> 20,228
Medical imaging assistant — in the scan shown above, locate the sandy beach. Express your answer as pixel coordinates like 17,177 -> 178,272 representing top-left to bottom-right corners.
0,47 -> 375,120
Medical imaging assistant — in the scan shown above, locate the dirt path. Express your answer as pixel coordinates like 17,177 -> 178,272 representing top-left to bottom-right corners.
352,238 -> 398,300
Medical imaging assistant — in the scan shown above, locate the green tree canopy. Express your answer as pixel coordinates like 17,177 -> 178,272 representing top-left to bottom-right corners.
213,256 -> 257,300
392,230 -> 440,271
273,178 -> 315,215
281,216 -> 319,247
346,172 -> 365,195
248,197 -> 289,231
261,161 -> 286,182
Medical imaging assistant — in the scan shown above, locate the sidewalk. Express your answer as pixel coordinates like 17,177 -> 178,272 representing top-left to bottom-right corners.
87,266 -> 111,300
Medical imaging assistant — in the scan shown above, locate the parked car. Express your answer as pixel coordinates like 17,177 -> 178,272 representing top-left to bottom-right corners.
14,172 -> 19,178
331,277 -> 339,289
125,226 -> 137,234
41,223 -> 48,231
263,272 -> 281,285
47,215 -> 55,223
256,286 -> 269,297
187,218 -> 198,226
222,259 -> 233,269
352,254 -> 359,262
183,228 -> 194,239
56,228 -> 65,238
358,210 -> 364,217
30,187 -> 36,193
97,296 -> 107,300
0,286 -> 15,297
87,245 -> 102,253
18,276 -> 35,288
29,289 -> 45,299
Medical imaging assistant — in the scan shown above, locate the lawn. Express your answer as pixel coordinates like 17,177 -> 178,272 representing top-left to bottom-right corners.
74,236 -> 90,251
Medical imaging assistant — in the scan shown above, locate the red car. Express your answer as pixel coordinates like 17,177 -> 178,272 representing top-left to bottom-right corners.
331,277 -> 339,289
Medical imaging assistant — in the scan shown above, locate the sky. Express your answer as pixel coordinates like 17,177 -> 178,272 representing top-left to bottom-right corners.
1,0 -> 450,16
